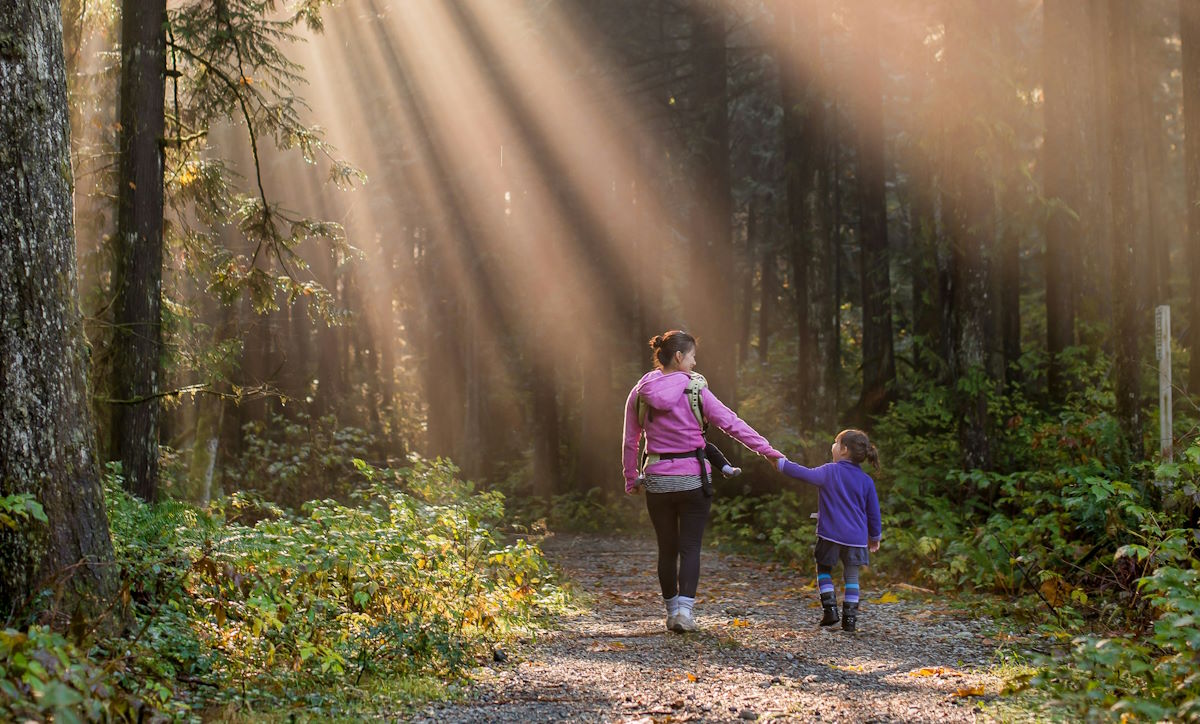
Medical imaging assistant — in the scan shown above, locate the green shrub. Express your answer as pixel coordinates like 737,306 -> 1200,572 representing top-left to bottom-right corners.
1,456 -> 570,719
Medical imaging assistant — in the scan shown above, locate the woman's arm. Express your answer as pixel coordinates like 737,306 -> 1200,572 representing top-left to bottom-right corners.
699,388 -> 782,460
621,386 -> 643,493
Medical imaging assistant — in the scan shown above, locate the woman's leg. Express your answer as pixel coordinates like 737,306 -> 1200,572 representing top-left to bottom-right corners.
645,492 -> 681,598
675,488 -> 712,598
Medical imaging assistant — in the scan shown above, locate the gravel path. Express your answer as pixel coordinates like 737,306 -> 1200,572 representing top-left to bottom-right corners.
416,534 -> 1005,723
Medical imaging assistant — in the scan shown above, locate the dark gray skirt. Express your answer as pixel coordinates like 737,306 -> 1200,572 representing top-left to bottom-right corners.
814,537 -> 870,567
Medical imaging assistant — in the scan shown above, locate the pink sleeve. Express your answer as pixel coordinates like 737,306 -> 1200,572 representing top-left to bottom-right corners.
700,388 -> 781,460
622,386 -> 643,492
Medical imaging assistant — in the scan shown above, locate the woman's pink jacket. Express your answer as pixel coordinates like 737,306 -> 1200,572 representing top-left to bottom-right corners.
622,370 -> 781,493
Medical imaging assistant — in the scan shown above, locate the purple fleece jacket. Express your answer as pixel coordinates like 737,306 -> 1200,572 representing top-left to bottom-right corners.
622,370 -> 781,493
776,458 -> 882,547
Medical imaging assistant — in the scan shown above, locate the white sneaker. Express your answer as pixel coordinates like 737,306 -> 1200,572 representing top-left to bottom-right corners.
666,614 -> 678,631
671,610 -> 699,633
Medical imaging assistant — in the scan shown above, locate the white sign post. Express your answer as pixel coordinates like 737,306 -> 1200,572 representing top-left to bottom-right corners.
1155,305 -> 1172,460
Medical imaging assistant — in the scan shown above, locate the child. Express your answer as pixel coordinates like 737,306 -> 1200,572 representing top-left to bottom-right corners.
775,429 -> 882,632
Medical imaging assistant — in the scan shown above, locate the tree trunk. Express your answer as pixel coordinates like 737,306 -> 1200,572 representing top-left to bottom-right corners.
1183,0 -> 1200,394
1043,0 -> 1089,401
851,0 -> 896,418
778,0 -> 821,422
690,0 -> 736,408
110,0 -> 167,501
1107,0 -> 1145,462
740,202 -> 756,368
943,4 -> 997,472
0,0 -> 117,617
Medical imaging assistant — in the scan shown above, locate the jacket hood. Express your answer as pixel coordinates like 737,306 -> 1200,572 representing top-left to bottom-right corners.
636,370 -> 691,410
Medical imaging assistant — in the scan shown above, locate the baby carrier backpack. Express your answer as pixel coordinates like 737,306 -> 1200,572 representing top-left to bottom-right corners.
637,373 -> 713,496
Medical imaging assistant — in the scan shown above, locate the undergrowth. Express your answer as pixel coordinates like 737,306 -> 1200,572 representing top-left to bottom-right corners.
0,456 -> 570,721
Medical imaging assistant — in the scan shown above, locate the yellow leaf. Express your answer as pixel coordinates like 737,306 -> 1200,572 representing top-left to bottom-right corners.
731,618 -> 750,628
686,673 -> 697,682
874,592 -> 900,604
834,664 -> 864,672
952,685 -> 986,697
908,666 -> 964,677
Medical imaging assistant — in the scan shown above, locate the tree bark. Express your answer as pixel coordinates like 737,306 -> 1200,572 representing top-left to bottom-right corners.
110,0 -> 166,502
778,0 -> 821,422
851,0 -> 896,418
689,0 -> 736,409
1107,0 -> 1145,462
1043,0 -> 1089,400
1183,0 -> 1200,394
943,4 -> 997,472
0,0 -> 117,617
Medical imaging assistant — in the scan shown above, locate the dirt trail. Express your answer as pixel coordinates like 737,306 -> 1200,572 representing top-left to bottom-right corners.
416,534 -> 1004,723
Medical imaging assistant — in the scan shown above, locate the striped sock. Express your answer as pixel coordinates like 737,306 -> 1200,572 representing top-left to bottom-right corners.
817,569 -> 835,598
844,565 -> 860,604
665,595 -> 680,616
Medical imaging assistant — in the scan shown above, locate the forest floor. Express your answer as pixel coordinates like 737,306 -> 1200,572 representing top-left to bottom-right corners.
413,534 -> 1038,723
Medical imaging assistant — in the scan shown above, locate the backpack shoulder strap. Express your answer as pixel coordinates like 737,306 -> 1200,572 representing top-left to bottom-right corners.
686,372 -> 708,432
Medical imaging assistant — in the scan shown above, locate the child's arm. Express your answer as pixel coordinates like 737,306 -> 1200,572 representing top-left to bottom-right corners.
775,457 -> 827,487
866,481 -> 882,550
621,387 -> 643,494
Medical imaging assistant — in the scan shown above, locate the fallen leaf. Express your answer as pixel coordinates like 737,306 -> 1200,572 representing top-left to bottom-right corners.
833,664 -> 865,672
952,685 -> 986,697
908,666 -> 964,677
731,618 -> 750,628
874,592 -> 900,604
686,672 -> 697,682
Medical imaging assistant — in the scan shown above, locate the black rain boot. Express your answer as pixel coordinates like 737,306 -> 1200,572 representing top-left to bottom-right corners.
819,592 -> 839,626
841,602 -> 858,632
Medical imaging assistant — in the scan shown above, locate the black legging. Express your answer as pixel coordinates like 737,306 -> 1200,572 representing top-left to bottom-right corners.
645,487 -> 712,598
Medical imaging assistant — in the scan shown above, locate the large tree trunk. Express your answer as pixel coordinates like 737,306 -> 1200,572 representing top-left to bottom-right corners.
943,4 -> 997,472
110,0 -> 166,502
1043,1 -> 1090,401
851,0 -> 896,418
1184,0 -> 1200,394
0,0 -> 117,617
1107,0 -> 1145,462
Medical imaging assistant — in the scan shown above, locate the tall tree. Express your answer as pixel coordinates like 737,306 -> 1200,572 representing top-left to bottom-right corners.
1043,0 -> 1090,400
1106,0 -> 1145,462
778,0 -> 822,422
110,0 -> 167,501
1182,0 -> 1200,394
1,0 -> 117,616
943,3 -> 998,471
690,0 -> 736,407
851,0 -> 896,417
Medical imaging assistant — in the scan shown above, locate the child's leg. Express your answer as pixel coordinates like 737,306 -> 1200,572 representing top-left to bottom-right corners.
843,565 -> 860,606
816,563 -> 839,625
842,564 -> 860,631
704,441 -> 741,477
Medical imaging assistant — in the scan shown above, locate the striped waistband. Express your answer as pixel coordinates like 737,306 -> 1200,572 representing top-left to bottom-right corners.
644,473 -> 702,493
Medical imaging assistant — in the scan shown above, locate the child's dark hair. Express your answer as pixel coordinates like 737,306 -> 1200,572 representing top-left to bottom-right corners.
649,330 -> 696,370
837,429 -> 880,470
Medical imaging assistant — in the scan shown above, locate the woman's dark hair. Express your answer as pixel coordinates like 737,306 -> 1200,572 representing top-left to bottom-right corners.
836,429 -> 880,470
649,330 -> 697,370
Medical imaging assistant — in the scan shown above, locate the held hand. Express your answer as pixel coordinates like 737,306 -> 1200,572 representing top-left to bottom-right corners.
868,540 -> 880,553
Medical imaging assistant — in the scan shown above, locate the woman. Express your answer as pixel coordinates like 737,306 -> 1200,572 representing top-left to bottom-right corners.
622,330 -> 782,632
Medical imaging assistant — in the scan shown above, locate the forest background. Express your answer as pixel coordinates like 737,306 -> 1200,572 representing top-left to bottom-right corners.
2,0 -> 1200,720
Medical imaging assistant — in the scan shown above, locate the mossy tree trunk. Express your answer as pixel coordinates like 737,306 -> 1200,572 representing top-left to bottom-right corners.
111,0 -> 167,502
0,0 -> 117,618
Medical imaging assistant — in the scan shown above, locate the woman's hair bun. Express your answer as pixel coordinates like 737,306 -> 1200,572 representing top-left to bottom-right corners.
649,334 -> 665,349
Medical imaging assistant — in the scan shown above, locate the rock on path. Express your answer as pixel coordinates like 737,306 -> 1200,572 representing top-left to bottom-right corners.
416,534 -> 1003,723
